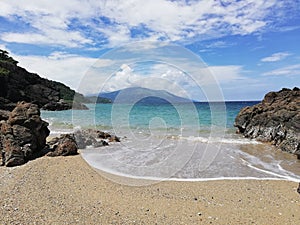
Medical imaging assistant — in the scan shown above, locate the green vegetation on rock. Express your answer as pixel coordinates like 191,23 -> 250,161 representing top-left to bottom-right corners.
0,50 -> 18,65
0,49 -> 88,111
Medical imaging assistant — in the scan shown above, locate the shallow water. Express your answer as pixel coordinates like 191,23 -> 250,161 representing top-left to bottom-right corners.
81,133 -> 300,182
41,102 -> 300,182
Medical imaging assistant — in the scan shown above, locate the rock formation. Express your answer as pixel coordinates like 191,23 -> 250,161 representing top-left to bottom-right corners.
0,49 -> 88,111
0,102 -> 50,166
45,129 -> 120,156
234,87 -> 300,158
46,134 -> 78,157
0,101 -> 121,166
73,129 -> 119,149
42,100 -> 88,111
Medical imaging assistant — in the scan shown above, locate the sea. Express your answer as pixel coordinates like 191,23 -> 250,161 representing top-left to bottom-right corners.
41,101 -> 300,183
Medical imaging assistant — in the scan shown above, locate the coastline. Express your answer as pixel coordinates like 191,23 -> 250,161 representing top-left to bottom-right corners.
1,154 -> 299,224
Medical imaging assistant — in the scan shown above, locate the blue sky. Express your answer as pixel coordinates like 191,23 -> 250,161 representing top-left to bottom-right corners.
0,0 -> 299,101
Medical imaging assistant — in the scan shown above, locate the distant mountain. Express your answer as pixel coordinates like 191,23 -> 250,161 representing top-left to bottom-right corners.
0,49 -> 88,111
98,87 -> 191,104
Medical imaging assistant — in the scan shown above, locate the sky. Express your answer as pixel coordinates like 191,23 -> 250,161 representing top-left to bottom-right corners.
0,0 -> 299,101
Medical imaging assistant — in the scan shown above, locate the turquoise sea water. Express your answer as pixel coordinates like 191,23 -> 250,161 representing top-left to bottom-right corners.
42,102 -> 254,133
41,102 -> 300,182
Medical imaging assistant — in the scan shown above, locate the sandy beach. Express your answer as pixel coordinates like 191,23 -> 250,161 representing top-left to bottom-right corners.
0,154 -> 299,225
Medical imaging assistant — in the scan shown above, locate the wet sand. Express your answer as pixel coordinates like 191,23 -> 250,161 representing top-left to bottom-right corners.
1,155 -> 300,224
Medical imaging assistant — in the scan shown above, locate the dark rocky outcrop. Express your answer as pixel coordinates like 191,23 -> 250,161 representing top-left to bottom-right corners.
0,49 -> 88,111
234,87 -> 300,158
42,100 -> 89,111
0,102 -> 50,166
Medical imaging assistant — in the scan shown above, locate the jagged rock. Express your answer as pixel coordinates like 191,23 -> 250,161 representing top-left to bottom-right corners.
74,130 -> 98,149
0,102 -> 50,166
46,134 -> 78,157
96,130 -> 120,142
74,129 -> 111,149
234,87 -> 300,158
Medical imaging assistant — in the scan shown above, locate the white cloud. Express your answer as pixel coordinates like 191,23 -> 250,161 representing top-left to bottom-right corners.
4,44 -> 252,101
0,44 -> 7,50
95,61 -> 247,101
0,1 -> 97,47
10,51 -> 97,90
261,52 -> 291,62
262,64 -> 300,76
205,41 -> 229,49
209,66 -> 246,82
97,0 -> 283,44
1,30 -> 92,48
277,25 -> 300,32
0,0 -> 295,48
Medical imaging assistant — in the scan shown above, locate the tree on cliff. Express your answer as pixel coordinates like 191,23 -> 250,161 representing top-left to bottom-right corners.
0,49 -> 18,65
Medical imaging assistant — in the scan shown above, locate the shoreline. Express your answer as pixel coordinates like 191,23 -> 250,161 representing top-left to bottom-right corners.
83,152 -> 300,184
89,163 -> 300,185
1,154 -> 300,224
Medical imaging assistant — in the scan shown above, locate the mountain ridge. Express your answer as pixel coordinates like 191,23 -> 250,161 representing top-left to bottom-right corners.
98,87 -> 192,104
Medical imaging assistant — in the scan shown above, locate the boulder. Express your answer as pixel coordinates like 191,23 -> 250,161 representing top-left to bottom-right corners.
73,129 -> 111,149
0,102 -> 50,166
234,87 -> 300,157
46,134 -> 78,157
96,130 -> 120,142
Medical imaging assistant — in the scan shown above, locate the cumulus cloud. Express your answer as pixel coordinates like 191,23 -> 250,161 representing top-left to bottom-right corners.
261,52 -> 291,62
0,1 -> 95,47
4,44 -> 250,101
0,0 -> 296,48
10,51 -> 97,90
97,61 -> 247,101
